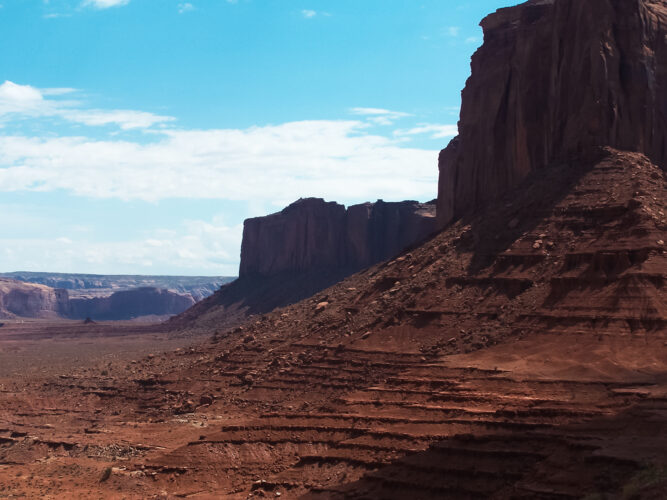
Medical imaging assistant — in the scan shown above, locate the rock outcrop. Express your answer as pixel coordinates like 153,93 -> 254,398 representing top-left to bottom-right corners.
437,0 -> 667,227
0,279 -> 195,321
240,198 -> 437,278
174,198 -> 437,330
67,287 -> 195,321
0,279 -> 69,319
0,272 -> 232,302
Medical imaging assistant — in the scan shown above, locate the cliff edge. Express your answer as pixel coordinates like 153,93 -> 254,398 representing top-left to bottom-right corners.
438,0 -> 667,227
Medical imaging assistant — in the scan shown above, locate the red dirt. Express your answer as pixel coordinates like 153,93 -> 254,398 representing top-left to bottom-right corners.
0,149 -> 665,498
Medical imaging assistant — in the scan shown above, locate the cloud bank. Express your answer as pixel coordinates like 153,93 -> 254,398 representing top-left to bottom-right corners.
0,80 -> 457,273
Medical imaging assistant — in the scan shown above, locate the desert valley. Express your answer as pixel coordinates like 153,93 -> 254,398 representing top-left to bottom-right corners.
0,0 -> 666,498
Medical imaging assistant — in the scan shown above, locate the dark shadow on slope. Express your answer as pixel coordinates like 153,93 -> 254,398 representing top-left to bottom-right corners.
169,267 -> 361,331
301,400 -> 667,500
455,148 -> 607,275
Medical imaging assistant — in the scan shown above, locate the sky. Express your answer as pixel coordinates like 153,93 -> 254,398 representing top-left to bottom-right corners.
0,0 -> 518,276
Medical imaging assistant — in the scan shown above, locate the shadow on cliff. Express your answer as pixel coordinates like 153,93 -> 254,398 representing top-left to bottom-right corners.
453,149 -> 606,275
169,267 -> 361,331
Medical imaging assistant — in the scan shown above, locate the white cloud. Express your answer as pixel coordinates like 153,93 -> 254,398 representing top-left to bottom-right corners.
82,0 -> 130,8
178,2 -> 194,13
0,81 -> 173,130
0,80 -> 43,106
394,123 -> 458,139
42,87 -> 78,96
465,36 -> 480,44
301,9 -> 316,18
350,107 -> 412,126
0,218 -> 244,275
64,109 -> 174,130
445,26 -> 460,37
0,120 -> 437,204
0,82 -> 442,273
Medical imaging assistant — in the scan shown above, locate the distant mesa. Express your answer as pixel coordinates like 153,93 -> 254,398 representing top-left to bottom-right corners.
0,278 -> 69,320
0,272 -> 233,302
66,287 -> 196,321
0,274 -> 233,321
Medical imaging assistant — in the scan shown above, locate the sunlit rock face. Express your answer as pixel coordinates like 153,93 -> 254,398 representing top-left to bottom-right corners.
0,279 -> 69,319
437,0 -> 667,228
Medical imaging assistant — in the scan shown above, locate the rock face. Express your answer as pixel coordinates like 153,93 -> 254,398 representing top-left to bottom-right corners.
174,198 -> 437,331
68,287 -> 195,321
437,0 -> 667,227
0,279 -> 68,319
0,279 -> 195,320
0,272 -> 232,302
240,199 -> 348,277
240,198 -> 437,278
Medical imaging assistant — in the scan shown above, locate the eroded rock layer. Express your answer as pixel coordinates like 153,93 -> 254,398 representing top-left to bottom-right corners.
0,279 -> 68,319
0,280 -> 196,321
438,0 -> 667,227
1,150 -> 665,498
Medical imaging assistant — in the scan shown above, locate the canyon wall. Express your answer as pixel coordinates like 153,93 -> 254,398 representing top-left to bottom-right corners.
0,279 -> 69,319
437,0 -> 667,227
240,198 -> 437,278
0,272 -> 232,302
0,279 -> 195,320
67,287 -> 195,321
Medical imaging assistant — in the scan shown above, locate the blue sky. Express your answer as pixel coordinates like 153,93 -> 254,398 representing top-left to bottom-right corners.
0,0 -> 517,276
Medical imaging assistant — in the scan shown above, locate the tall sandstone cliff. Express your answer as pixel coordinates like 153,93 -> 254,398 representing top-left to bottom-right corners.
175,198 -> 436,330
240,198 -> 437,278
438,0 -> 667,227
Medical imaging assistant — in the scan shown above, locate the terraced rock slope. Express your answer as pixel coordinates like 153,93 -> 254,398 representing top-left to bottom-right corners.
0,148 -> 665,498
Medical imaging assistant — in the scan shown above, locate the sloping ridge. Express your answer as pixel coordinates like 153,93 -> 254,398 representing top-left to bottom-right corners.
6,148 -> 663,498
134,148 -> 663,498
1,0 -> 666,497
171,198 -> 437,331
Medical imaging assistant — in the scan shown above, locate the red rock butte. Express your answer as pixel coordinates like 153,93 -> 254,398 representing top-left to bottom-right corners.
0,0 -> 666,498
437,0 -> 667,227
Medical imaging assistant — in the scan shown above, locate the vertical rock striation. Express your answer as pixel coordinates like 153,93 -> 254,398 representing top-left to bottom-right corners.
437,0 -> 667,227
176,198 -> 437,330
240,198 -> 437,278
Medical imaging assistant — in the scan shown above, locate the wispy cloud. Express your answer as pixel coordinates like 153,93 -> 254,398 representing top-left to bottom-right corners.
178,2 -> 194,14
0,120 -> 437,203
82,0 -> 131,9
0,81 -> 442,273
445,26 -> 460,37
394,123 -> 458,139
349,107 -> 412,126
301,9 -> 317,18
0,81 -> 173,130
0,216 -> 244,275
